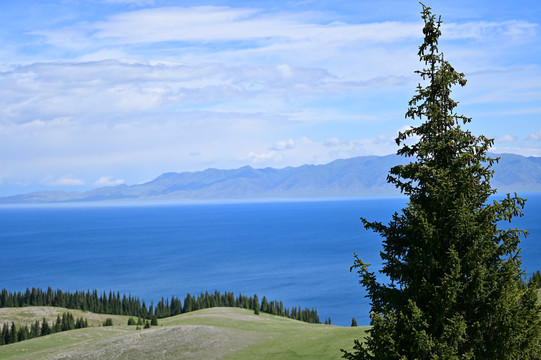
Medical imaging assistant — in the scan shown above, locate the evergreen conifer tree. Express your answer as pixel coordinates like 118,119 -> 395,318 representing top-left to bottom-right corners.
17,326 -> 28,342
9,322 -> 17,344
1,324 -> 6,345
31,320 -> 40,338
40,318 -> 51,337
261,296 -> 268,313
253,294 -> 260,315
343,4 -> 541,359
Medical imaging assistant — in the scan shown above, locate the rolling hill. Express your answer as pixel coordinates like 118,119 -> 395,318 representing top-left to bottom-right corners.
0,307 -> 364,360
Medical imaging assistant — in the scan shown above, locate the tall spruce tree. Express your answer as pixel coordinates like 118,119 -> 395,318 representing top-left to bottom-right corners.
343,4 -> 541,359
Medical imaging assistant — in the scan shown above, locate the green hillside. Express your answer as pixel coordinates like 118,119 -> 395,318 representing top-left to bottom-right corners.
0,307 -> 366,359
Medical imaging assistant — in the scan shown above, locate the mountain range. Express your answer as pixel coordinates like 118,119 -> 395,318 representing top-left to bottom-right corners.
2,153 -> 541,203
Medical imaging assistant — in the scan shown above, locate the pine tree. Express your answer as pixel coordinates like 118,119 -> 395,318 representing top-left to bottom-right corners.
30,320 -> 40,338
1,324 -> 6,345
40,318 -> 51,337
343,4 -> 541,359
253,294 -> 260,315
261,296 -> 268,313
54,315 -> 62,333
17,326 -> 29,342
351,317 -> 358,327
9,322 -> 17,344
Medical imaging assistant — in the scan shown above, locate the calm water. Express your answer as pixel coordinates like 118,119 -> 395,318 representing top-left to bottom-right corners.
1,195 -> 540,326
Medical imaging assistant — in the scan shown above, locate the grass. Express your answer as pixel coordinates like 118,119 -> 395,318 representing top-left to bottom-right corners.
0,306 -> 128,328
0,307 -> 367,360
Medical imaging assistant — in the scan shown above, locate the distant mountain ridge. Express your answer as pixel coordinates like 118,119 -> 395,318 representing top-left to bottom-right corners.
2,153 -> 541,203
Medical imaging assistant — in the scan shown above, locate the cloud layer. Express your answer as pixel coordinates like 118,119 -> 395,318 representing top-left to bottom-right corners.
0,1 -> 540,195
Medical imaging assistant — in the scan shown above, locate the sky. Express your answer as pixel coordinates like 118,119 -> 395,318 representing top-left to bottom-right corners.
0,0 -> 540,196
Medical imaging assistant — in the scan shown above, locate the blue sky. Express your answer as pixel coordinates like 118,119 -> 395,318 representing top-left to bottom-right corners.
0,0 -> 540,195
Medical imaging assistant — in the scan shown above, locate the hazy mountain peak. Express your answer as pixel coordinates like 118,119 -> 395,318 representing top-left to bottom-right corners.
1,153 -> 539,204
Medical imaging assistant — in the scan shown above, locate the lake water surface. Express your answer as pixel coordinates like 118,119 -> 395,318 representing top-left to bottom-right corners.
1,195 -> 540,326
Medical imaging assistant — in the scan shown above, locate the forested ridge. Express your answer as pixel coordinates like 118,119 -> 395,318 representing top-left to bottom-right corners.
1,312 -> 89,346
0,287 -> 322,324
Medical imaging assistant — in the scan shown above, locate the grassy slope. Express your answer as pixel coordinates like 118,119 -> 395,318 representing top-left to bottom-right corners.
0,307 -> 366,360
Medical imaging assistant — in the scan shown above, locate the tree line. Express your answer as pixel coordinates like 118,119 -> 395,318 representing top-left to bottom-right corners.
1,312 -> 88,346
0,287 -> 322,325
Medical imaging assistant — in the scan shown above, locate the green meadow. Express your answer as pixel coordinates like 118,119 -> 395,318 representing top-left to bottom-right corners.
0,306 -> 366,359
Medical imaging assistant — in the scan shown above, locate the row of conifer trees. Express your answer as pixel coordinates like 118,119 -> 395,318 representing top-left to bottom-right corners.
0,287 -> 321,324
1,312 -> 88,346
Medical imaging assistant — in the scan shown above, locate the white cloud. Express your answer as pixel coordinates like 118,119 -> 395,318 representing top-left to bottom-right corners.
491,145 -> 541,158
444,21 -> 538,42
529,131 -> 541,141
86,8 -> 538,49
94,176 -> 125,186
0,3 -> 539,195
497,134 -> 518,143
83,7 -> 422,47
323,137 -> 343,147
27,4 -> 537,66
271,139 -> 295,151
242,134 -> 398,169
247,150 -> 283,164
0,60 -> 347,125
52,176 -> 85,186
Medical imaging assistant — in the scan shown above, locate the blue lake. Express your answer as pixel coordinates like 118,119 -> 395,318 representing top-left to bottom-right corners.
1,195 -> 540,326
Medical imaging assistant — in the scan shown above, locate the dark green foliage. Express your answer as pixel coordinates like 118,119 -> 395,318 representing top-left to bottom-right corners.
150,315 -> 158,326
127,317 -> 136,326
0,287 -> 322,326
54,315 -> 62,333
9,322 -> 17,344
75,316 -> 88,329
530,270 -> 541,289
178,290 -> 319,323
17,326 -> 28,342
103,318 -> 113,327
261,296 -> 268,313
143,321 -> 151,329
40,318 -> 51,337
253,294 -> 260,315
30,320 -> 40,338
1,312 -> 90,347
1,323 -> 8,345
343,4 -> 541,360
0,287 -> 152,319
351,317 -> 358,327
